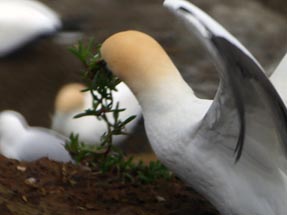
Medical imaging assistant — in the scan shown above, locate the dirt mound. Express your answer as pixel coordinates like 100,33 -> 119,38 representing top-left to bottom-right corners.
0,156 -> 219,215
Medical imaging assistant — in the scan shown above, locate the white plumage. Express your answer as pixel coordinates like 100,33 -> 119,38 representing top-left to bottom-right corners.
0,0 -> 61,57
0,110 -> 72,162
270,53 -> 287,105
99,2 -> 287,213
51,83 -> 142,145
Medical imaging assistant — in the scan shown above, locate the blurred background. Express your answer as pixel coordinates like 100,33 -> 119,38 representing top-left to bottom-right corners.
0,0 -> 286,154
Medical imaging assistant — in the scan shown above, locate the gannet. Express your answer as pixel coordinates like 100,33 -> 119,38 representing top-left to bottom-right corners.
0,110 -> 72,162
0,0 -> 61,57
163,0 -> 287,105
51,83 -> 142,145
100,27 -> 287,215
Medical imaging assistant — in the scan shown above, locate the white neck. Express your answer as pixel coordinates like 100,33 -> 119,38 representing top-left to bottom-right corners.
136,73 -> 211,161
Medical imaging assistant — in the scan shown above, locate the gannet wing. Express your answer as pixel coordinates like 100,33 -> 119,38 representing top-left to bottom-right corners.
164,0 -> 287,164
270,53 -> 287,105
0,0 -> 61,57
164,0 -> 287,106
163,0 -> 262,68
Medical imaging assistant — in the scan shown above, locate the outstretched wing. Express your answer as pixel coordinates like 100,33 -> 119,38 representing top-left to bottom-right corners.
164,0 -> 287,165
164,0 -> 261,67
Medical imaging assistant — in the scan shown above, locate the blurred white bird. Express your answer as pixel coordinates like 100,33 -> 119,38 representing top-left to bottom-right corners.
0,110 -> 72,162
100,24 -> 287,215
0,0 -> 61,57
51,82 -> 142,145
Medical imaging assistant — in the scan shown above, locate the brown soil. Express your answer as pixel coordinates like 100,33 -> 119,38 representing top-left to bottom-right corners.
0,156 -> 219,215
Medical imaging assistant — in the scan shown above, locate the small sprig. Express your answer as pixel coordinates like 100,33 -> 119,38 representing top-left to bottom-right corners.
68,40 -> 136,154
66,134 -> 172,184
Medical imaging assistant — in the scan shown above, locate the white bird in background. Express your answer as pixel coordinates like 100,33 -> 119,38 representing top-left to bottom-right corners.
100,8 -> 287,215
0,0 -> 61,57
163,0 -> 287,105
0,110 -> 72,162
51,83 -> 142,145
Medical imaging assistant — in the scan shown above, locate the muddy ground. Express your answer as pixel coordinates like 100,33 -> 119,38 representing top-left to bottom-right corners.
0,156 -> 219,215
0,0 -> 286,214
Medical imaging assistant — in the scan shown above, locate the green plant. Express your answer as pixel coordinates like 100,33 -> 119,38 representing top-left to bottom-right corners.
69,40 -> 136,154
66,40 -> 172,184
66,134 -> 173,184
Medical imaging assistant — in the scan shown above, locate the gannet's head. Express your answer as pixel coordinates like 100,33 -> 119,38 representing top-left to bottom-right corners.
54,83 -> 86,113
101,30 -> 180,96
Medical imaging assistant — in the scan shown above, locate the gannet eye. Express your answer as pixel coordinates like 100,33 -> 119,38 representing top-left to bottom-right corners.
97,60 -> 113,75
